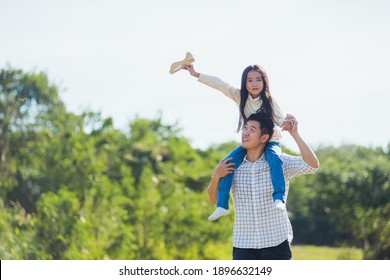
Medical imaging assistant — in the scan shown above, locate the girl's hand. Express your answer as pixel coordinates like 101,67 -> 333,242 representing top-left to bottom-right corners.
181,64 -> 200,78
212,158 -> 235,179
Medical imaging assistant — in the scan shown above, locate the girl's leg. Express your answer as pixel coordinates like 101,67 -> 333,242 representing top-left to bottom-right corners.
217,145 -> 247,209
264,142 -> 286,203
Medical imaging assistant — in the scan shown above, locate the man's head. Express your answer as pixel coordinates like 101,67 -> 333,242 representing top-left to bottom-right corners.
241,112 -> 274,150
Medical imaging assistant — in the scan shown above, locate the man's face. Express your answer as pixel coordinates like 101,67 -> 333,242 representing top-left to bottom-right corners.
241,120 -> 266,149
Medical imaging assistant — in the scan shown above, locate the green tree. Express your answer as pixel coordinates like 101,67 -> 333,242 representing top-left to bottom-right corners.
0,200 -> 36,259
34,189 -> 80,259
290,145 -> 390,259
1,66 -> 64,207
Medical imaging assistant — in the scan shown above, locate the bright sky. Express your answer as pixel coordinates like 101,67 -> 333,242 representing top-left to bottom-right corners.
2,0 -> 390,152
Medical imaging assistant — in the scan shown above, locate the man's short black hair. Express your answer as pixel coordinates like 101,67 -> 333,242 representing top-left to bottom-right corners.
246,112 -> 274,140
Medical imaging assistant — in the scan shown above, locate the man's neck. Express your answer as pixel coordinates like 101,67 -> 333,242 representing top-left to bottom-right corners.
246,146 -> 265,163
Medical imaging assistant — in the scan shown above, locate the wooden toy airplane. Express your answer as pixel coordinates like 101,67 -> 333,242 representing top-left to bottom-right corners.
169,52 -> 195,74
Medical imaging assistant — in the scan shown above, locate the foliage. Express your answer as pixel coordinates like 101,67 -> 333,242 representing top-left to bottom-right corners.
0,66 -> 389,260
288,145 -> 390,259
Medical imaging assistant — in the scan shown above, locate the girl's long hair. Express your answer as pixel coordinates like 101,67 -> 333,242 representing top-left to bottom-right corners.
237,64 -> 273,132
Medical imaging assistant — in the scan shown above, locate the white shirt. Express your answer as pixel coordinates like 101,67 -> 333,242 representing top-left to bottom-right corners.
231,153 -> 317,249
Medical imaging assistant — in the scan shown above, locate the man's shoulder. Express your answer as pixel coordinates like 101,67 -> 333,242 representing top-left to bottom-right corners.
280,152 -> 305,167
280,153 -> 318,175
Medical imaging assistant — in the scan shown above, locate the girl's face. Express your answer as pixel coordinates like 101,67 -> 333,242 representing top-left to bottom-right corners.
246,70 -> 264,98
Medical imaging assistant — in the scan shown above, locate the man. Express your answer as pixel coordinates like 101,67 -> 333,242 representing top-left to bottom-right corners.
207,112 -> 319,260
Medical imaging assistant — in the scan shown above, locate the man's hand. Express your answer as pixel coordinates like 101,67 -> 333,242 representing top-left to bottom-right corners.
282,114 -> 319,168
281,114 -> 298,135
212,158 -> 235,179
208,158 -> 235,205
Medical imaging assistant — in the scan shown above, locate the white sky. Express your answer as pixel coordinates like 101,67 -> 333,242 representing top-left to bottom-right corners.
2,0 -> 390,152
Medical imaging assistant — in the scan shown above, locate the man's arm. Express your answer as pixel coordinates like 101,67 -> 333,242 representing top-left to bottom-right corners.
207,158 -> 235,204
282,114 -> 320,168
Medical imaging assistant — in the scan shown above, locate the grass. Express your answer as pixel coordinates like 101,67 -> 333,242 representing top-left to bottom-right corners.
207,241 -> 364,260
291,245 -> 363,260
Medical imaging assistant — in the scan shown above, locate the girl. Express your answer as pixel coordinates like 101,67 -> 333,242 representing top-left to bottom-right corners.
182,64 -> 289,221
